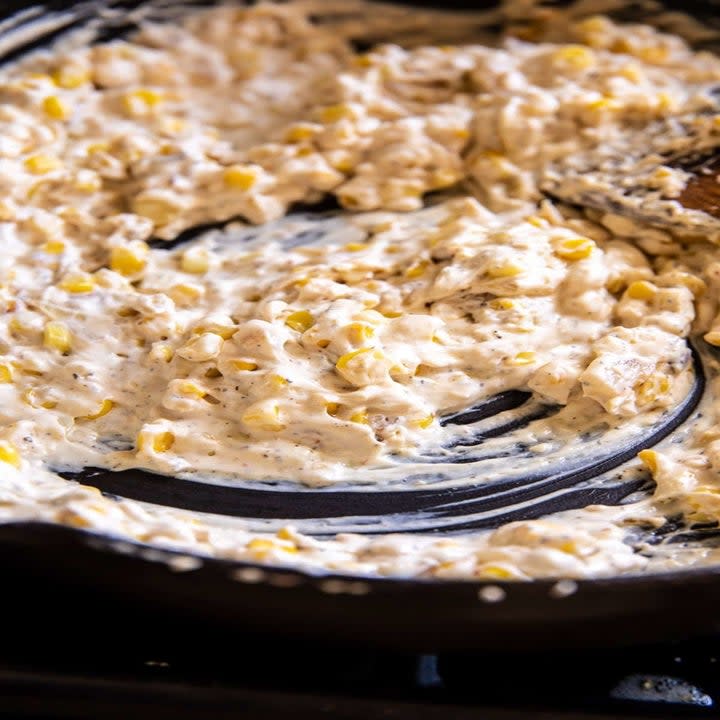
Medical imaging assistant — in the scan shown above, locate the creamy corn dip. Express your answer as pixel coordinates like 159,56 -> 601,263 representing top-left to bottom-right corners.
3,1 -> 720,580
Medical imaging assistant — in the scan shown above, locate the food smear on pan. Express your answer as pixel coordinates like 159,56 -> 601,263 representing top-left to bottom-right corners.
2,1 -> 720,580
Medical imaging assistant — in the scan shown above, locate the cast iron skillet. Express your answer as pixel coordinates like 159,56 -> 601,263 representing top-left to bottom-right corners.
4,0 -> 720,652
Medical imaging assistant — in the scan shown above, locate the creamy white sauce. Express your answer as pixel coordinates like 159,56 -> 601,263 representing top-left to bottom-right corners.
2,1 -> 720,581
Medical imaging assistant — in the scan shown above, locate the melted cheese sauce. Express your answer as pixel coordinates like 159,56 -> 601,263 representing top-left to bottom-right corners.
3,1 -> 720,580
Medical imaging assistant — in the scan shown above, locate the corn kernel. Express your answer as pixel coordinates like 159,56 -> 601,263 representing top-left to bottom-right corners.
152,431 -> 175,453
405,260 -> 429,279
169,283 -> 204,306
639,46 -> 669,64
317,339 -> 330,348
554,237 -> 595,261
638,449 -> 658,474
131,196 -> 179,226
284,124 -> 317,142
585,97 -> 622,112
232,360 -> 259,372
86,142 -> 109,155
247,538 -> 297,555
325,402 -> 339,416
0,440 -> 20,468
110,242 -> 149,276
223,164 -> 258,190
350,409 -> 369,424
507,351 -> 536,366
42,240 -> 65,254
285,310 -> 315,333
51,66 -> 90,89
525,215 -> 546,228
43,321 -> 72,353
179,381 -> 206,398
552,45 -> 595,70
150,343 -> 174,363
180,247 -> 210,274
487,263 -> 522,278
413,414 -> 435,429
344,242 -> 366,252
242,404 -> 285,431
347,322 -> 374,344
705,331 -> 720,347
478,565 -> 513,579
0,365 -> 12,383
80,399 -> 114,421
336,346 -> 372,370
25,154 -> 62,175
42,95 -> 70,121
626,280 -> 657,301
269,374 -> 288,388
123,88 -> 164,116
489,298 -> 515,310
59,273 -> 95,293
319,104 -> 356,123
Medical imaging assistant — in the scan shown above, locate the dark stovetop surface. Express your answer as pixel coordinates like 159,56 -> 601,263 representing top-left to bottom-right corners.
3,614 -> 720,720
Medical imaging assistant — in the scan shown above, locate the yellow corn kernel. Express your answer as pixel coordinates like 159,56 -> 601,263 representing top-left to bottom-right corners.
80,399 -> 114,421
177,381 -> 205,399
86,142 -> 109,155
431,169 -> 462,189
489,298 -> 515,310
51,66 -> 90,89
232,360 -> 259,372
242,404 -> 285,431
180,247 -> 209,274
151,431 -> 175,453
43,321 -> 72,354
525,215 -> 547,228
0,440 -> 20,468
350,409 -> 369,424
123,88 -> 164,116
344,242 -> 366,252
269,374 -> 288,388
618,64 -> 643,82
552,45 -> 595,70
150,343 -> 174,363
319,104 -> 356,123
507,351 -> 536,366
42,240 -> 65,254
336,346 -> 372,370
479,565 -> 513,579
132,196 -> 179,226
59,273 -> 95,294
110,242 -> 149,276
554,237 -> 595,261
247,538 -> 297,555
639,46 -> 669,64
159,116 -> 187,135
42,95 -> 70,120
23,388 -> 57,409
585,97 -> 622,112
325,402 -> 339,416
413,414 -> 435,429
405,260 -> 429,279
317,339 -> 330,348
638,449 -> 658,475
0,364 -> 11,383
626,280 -> 657,301
353,54 -> 374,67
487,263 -> 522,278
25,154 -> 62,175
705,331 -> 720,347
284,124 -> 317,142
285,310 -> 315,333
169,283 -> 204,306
576,15 -> 608,34
347,323 -> 374,344
223,164 -> 258,190
636,375 -> 671,405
